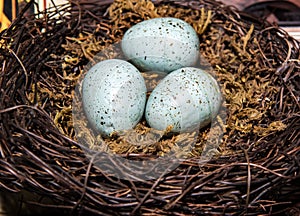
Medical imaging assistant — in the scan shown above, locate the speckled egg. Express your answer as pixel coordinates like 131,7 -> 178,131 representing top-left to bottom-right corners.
145,67 -> 222,132
121,17 -> 200,73
82,59 -> 147,136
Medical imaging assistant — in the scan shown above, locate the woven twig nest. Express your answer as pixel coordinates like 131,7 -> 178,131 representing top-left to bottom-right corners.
0,0 -> 300,215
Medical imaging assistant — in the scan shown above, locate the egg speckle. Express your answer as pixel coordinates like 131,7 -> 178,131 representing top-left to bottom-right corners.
82,59 -> 147,136
121,17 -> 200,73
145,67 -> 222,132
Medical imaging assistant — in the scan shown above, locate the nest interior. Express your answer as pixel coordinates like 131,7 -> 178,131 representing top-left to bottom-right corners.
0,0 -> 300,215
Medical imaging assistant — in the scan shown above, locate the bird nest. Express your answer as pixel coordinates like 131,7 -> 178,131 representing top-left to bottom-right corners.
0,0 -> 300,215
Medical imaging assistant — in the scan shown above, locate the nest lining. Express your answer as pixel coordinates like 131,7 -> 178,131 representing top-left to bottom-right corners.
30,0 -> 288,157
0,0 -> 300,215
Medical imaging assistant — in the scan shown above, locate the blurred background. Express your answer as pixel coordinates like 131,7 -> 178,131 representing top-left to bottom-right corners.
0,0 -> 68,30
227,0 -> 300,41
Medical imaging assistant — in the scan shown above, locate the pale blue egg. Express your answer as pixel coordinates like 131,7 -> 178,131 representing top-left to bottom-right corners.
82,59 -> 147,136
121,17 -> 200,73
145,67 -> 222,132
